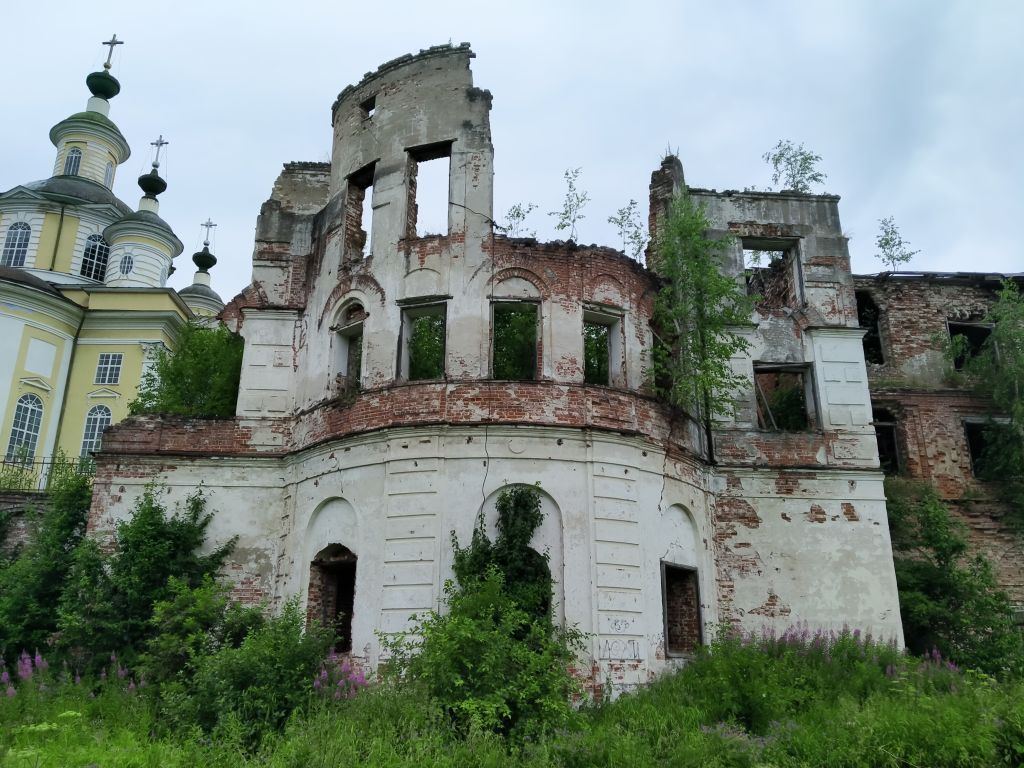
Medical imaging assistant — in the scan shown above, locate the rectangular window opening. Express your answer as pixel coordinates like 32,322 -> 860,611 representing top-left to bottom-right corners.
663,563 -> 701,656
742,237 -> 796,303
346,162 -> 375,259
856,291 -> 885,365
95,352 -> 123,385
406,142 -> 453,239
360,95 -> 376,119
402,304 -> 446,381
754,365 -> 812,431
872,406 -> 900,475
493,302 -> 538,380
334,315 -> 364,394
965,421 -> 994,479
948,322 -> 991,371
583,308 -> 622,386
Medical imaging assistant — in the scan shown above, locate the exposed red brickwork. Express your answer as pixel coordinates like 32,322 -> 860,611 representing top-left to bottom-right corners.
748,591 -> 792,618
664,566 -> 701,654
0,492 -> 45,555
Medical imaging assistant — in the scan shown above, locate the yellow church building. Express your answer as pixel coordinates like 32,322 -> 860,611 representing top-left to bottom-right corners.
0,38 -> 224,474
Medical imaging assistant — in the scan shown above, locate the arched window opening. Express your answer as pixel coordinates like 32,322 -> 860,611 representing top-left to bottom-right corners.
80,234 -> 110,281
103,161 -> 114,188
80,404 -> 112,456
5,394 -> 43,464
307,543 -> 357,652
64,147 -> 82,176
856,291 -> 884,365
333,303 -> 365,394
1,222 -> 31,267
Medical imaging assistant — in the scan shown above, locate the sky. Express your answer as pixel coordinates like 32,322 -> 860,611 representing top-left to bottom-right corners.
3,1 -> 1021,301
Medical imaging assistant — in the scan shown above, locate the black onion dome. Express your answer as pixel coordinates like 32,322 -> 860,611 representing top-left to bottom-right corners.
137,169 -> 167,198
86,70 -> 121,100
192,245 -> 217,272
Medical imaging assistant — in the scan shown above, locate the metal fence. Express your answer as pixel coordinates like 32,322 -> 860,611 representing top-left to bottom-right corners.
0,455 -> 96,493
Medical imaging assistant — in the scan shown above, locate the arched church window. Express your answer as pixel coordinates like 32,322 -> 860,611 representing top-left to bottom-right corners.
80,235 -> 110,281
5,394 -> 43,464
64,147 -> 82,176
103,161 -> 114,188
1,222 -> 31,267
80,404 -> 112,456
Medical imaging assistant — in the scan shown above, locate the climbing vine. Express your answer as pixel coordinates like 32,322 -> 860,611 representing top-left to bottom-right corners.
650,190 -> 754,419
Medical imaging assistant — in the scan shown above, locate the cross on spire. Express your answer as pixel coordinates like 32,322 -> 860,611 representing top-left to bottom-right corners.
101,35 -> 124,70
150,135 -> 168,168
201,218 -> 217,246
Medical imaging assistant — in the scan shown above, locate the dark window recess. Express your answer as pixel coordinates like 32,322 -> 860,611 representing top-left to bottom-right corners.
407,311 -> 446,380
583,321 -> 610,385
742,238 -> 795,304
872,407 -> 900,475
406,141 -> 452,239
663,564 -> 701,656
493,303 -> 538,380
307,544 -> 357,653
334,303 -> 365,392
964,422 -> 996,479
856,291 -> 884,365
345,162 -> 375,259
360,95 -> 376,118
948,323 -> 991,371
755,368 -> 810,431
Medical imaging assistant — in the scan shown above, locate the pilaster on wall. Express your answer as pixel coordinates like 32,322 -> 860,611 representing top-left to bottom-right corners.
236,308 -> 299,417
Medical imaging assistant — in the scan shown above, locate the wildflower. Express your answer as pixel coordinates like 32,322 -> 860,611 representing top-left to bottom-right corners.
74,671 -> 81,685
34,652 -> 48,672
313,677 -> 322,691
117,665 -> 128,679
17,652 -> 32,681
110,652 -> 117,663
1,669 -> 9,685
127,680 -> 136,693
5,685 -> 14,698
99,669 -> 107,681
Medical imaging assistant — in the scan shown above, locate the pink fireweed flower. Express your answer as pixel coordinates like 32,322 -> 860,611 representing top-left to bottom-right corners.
99,669 -> 107,681
34,651 -> 47,671
117,665 -> 128,679
128,680 -> 136,693
313,677 -> 322,691
4,685 -> 14,698
17,652 -> 32,681
1,669 -> 9,685
74,671 -> 81,685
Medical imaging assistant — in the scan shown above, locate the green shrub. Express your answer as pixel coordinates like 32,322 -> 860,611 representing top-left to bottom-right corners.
169,600 -> 331,749
0,472 -> 92,656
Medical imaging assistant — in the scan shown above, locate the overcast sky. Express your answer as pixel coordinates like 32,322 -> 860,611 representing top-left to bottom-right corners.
4,1 -> 1021,300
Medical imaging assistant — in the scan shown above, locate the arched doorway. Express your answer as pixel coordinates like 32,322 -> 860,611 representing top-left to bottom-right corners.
307,543 -> 358,652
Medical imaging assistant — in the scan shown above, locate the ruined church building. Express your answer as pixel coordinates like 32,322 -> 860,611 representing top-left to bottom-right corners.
90,44 -> 919,690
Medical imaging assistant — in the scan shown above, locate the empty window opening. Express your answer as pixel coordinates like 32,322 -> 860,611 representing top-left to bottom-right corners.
2,222 -> 31,267
402,304 -> 446,381
964,421 -> 999,479
80,234 -> 110,281
80,404 -> 112,457
872,406 -> 900,475
493,303 -> 538,380
360,95 -> 376,119
755,366 -> 811,431
307,544 -> 357,653
583,309 -> 622,386
63,147 -> 82,176
856,291 -> 884,365
663,564 -> 701,656
333,303 -> 365,393
345,162 -> 375,259
948,322 -> 991,371
406,141 -> 453,239
742,238 -> 796,305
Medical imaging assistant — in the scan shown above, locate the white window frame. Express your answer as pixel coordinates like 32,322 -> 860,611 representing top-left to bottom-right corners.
95,352 -> 124,385
5,394 -> 43,463
400,302 -> 447,382
582,306 -> 624,387
1,222 -> 31,267
103,161 -> 114,188
80,404 -> 112,456
64,147 -> 82,176
80,234 -> 110,281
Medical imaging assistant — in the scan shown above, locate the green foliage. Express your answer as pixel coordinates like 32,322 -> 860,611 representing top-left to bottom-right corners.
130,322 -> 243,418
504,202 -> 537,238
762,139 -> 826,193
547,168 -> 589,242
385,485 -> 581,738
56,487 -> 236,670
407,314 -> 446,380
650,191 -> 754,418
0,472 -> 92,655
492,304 -> 538,380
885,478 -> 1024,675
607,199 -> 647,259
582,322 -> 609,385
166,600 -> 331,749
875,215 -> 920,271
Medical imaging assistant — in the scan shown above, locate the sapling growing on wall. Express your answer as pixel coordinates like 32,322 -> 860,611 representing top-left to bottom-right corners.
548,167 -> 589,242
608,198 -> 648,260
763,139 -> 826,193
650,190 -> 754,419
503,202 -> 537,238
875,216 -> 920,271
